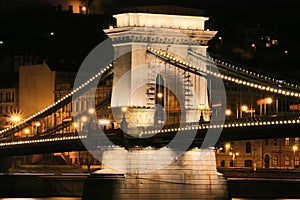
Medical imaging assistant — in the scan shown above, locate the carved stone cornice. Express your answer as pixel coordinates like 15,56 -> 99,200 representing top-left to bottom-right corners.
105,27 -> 216,46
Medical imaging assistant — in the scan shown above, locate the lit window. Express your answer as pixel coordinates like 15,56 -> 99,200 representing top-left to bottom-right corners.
285,138 -> 290,146
295,156 -> 299,166
295,137 -> 299,144
285,155 -> 290,165
273,155 -> 278,166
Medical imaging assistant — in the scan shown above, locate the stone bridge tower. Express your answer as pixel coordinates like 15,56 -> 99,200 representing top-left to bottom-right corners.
104,13 -> 217,129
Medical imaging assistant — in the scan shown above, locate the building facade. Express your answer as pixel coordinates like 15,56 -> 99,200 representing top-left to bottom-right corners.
0,88 -> 18,129
216,137 -> 299,169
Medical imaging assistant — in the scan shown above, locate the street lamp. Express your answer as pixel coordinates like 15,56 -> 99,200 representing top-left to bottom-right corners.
251,43 -> 256,53
257,97 -> 273,116
218,36 -> 222,45
293,144 -> 298,168
9,113 -> 23,137
264,97 -> 272,115
241,105 -> 248,118
229,151 -> 239,167
157,92 -> 163,99
88,108 -> 95,114
225,143 -> 231,152
225,109 -> 232,118
10,114 -> 22,124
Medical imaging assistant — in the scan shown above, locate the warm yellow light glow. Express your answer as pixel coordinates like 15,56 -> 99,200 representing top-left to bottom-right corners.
235,152 -> 239,156
225,143 -> 231,150
293,145 -> 298,152
157,92 -> 163,98
241,105 -> 248,112
81,116 -> 88,122
251,43 -> 256,48
81,6 -> 87,12
72,122 -> 79,128
10,115 -> 21,123
35,121 -> 41,127
99,119 -> 110,125
265,97 -> 273,104
121,107 -> 127,112
88,108 -> 95,114
225,109 -> 232,116
199,104 -> 205,110
109,25 -> 113,29
229,152 -> 233,156
24,128 -> 30,134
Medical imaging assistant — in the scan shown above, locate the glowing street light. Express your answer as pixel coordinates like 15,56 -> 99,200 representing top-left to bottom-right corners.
229,151 -> 239,167
10,114 -> 22,124
225,143 -> 231,151
257,97 -> 273,115
225,109 -> 232,116
121,107 -> 127,113
240,105 -> 248,118
292,144 -> 299,168
24,128 -> 30,134
81,116 -> 88,122
88,108 -> 95,114
81,6 -> 87,12
157,92 -> 163,98
265,97 -> 273,104
293,145 -> 298,153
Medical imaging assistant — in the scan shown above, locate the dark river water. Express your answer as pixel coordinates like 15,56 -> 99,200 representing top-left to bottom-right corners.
0,198 -> 296,200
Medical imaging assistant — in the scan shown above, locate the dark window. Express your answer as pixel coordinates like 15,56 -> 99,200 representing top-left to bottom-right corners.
246,142 -> 251,153
220,160 -> 225,167
265,139 -> 269,145
244,160 -> 253,167
230,160 -> 234,167
68,5 -> 73,13
57,4 -> 62,11
273,139 -> 278,146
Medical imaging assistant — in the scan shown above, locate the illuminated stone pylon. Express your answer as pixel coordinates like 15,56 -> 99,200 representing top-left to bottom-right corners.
83,13 -> 229,200
105,13 -> 217,129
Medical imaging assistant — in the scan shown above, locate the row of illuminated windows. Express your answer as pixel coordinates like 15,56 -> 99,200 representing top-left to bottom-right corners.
265,137 -> 299,146
272,155 -> 299,166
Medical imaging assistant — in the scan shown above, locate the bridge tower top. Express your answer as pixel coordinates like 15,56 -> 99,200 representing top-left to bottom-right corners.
113,13 -> 208,30
105,12 -> 216,45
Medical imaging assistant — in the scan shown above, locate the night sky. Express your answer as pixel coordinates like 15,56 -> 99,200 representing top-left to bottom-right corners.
1,0 -> 300,86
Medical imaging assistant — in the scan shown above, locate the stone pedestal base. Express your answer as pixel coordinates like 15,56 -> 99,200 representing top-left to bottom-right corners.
83,148 -> 229,200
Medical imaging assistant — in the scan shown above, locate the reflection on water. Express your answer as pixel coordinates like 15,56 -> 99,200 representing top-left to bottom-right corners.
0,198 -> 295,200
0,198 -> 81,200
232,199 -> 297,200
